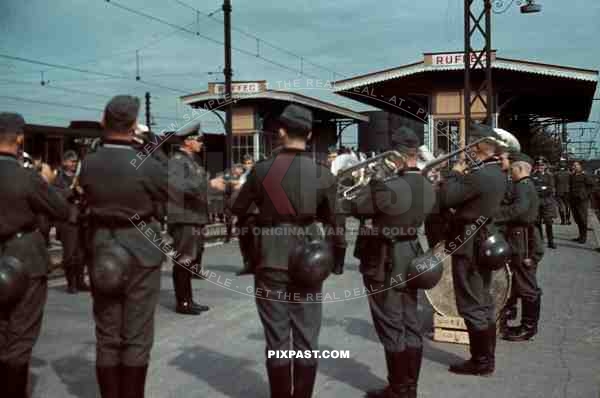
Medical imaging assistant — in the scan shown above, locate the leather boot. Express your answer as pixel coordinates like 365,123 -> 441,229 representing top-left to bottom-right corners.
3,361 -> 29,398
366,351 -> 408,398
449,326 -> 494,376
487,323 -> 497,370
292,361 -> 318,398
66,267 -> 77,294
173,267 -> 201,315
366,350 -> 395,398
405,347 -> 422,398
266,360 -> 292,398
503,298 -> 540,342
546,223 -> 556,249
96,365 -> 121,398
191,300 -> 210,312
120,364 -> 148,398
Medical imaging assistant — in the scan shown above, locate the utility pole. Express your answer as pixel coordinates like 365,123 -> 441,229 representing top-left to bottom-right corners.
223,0 -> 233,169
464,0 -> 493,145
145,92 -> 151,128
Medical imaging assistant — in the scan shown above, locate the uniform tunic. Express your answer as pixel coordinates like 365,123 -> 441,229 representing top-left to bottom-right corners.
79,142 -> 176,367
0,154 -> 69,364
495,176 -> 543,303
570,172 -> 594,239
438,158 -> 507,331
353,168 -> 435,351
232,147 -> 343,367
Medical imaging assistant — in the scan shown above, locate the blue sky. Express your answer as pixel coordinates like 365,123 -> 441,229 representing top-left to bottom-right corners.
1,0 -> 598,147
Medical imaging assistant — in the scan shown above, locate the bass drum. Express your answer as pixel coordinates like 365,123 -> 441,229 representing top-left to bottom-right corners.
424,251 -> 512,321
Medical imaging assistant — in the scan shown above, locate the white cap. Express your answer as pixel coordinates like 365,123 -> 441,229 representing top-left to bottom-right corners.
135,123 -> 150,136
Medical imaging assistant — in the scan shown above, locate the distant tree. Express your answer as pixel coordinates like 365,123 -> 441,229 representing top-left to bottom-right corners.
528,128 -> 562,163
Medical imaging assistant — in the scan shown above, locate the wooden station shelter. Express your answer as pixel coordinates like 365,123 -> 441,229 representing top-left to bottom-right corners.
333,50 -> 598,156
180,80 -> 369,164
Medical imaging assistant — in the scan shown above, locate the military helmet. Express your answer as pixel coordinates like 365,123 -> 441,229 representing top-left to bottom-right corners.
478,232 -> 511,271
91,242 -> 132,296
406,242 -> 444,290
0,256 -> 29,310
289,238 -> 333,289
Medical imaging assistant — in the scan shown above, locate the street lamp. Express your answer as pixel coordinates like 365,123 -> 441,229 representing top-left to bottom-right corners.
520,0 -> 542,14
463,0 -> 542,143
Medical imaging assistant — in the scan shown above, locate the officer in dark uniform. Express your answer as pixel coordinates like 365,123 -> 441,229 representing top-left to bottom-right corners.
78,95 -> 189,397
554,159 -> 571,225
495,152 -> 544,341
569,161 -> 594,244
232,104 -> 345,398
438,124 -> 507,376
167,123 -> 212,315
54,150 -> 90,292
353,128 -> 435,398
531,157 -> 557,249
0,112 -> 70,398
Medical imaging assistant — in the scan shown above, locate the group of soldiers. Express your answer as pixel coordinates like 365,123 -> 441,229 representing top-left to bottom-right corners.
0,93 -> 595,398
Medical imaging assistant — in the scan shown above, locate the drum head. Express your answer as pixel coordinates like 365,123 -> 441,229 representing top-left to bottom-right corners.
424,252 -> 512,320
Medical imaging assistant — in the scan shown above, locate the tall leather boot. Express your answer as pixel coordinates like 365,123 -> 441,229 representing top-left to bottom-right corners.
546,223 -> 556,249
449,326 -> 494,376
96,365 -> 121,398
120,364 -> 148,398
266,360 -> 292,398
292,361 -> 318,398
366,351 -> 408,398
173,266 -> 201,315
3,361 -> 29,398
66,266 -> 77,294
503,298 -> 540,342
405,347 -> 422,398
487,323 -> 497,370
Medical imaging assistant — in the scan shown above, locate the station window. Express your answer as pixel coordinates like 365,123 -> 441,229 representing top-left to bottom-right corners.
435,119 -> 460,161
232,134 -> 255,164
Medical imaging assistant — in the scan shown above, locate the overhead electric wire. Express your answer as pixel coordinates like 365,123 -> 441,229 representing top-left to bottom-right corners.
0,78 -> 113,99
0,53 -> 188,94
105,0 -> 333,80
0,95 -> 104,113
171,0 -> 344,78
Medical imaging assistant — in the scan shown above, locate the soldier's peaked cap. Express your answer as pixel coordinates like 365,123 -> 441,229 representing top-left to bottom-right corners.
176,122 -> 202,139
470,122 -> 497,140
509,152 -> 533,166
278,104 -> 313,132
104,95 -> 140,125
391,126 -> 419,150
0,112 -> 25,135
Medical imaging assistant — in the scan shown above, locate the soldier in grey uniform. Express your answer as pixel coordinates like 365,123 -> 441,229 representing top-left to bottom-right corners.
0,113 -> 70,398
495,152 -> 544,341
352,128 -> 435,398
167,124 -> 213,315
79,95 -> 189,397
53,150 -> 90,293
438,124 -> 507,377
232,104 -> 345,398
531,157 -> 557,249
569,161 -> 594,244
554,159 -> 571,225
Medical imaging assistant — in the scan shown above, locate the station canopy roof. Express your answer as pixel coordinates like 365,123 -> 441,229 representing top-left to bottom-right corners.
180,81 -> 369,123
333,51 -> 598,122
